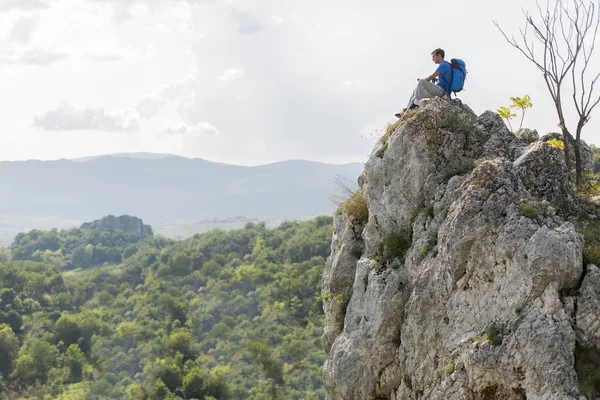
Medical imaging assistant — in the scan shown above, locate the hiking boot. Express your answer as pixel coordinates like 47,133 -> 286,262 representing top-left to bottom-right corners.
394,109 -> 406,118
395,104 -> 419,118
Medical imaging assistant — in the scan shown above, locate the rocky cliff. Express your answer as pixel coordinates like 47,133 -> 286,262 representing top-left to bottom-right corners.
80,215 -> 153,238
322,98 -> 600,399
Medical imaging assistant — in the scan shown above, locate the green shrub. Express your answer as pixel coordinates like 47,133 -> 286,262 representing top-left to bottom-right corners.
379,140 -> 389,158
442,362 -> 455,375
425,205 -> 434,218
441,157 -> 475,181
591,144 -> 600,174
350,246 -> 364,259
513,306 -> 522,314
411,205 -> 434,222
546,138 -> 564,150
578,173 -> 600,196
520,201 -> 538,218
441,207 -> 449,220
575,345 -> 600,399
428,233 -> 437,247
410,207 -> 422,222
577,219 -> 600,266
383,230 -> 412,260
484,324 -> 503,346
390,260 -> 402,270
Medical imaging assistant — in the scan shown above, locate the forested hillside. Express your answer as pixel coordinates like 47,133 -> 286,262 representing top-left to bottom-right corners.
0,217 -> 333,399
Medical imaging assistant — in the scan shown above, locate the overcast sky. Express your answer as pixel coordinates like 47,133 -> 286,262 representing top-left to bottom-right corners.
0,0 -> 599,166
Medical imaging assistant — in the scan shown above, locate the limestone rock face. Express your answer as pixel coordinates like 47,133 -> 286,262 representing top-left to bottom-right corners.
322,98 -> 596,400
515,128 -> 539,143
539,132 -> 594,175
80,215 -> 153,238
577,265 -> 600,349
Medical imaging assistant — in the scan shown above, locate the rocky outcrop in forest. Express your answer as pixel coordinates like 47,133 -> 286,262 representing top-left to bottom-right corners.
80,215 -> 153,238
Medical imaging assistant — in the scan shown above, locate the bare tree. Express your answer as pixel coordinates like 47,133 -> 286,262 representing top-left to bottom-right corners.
571,0 -> 600,187
494,0 -> 600,189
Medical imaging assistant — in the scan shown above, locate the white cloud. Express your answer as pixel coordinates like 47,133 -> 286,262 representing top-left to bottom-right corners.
232,9 -> 263,34
33,102 -> 141,131
270,15 -> 283,25
137,96 -> 167,120
20,48 -> 67,64
90,0 -> 162,23
343,80 -> 365,86
0,0 -> 49,11
217,68 -> 244,81
163,121 -> 219,136
136,75 -> 200,120
82,53 -> 122,62
9,17 -> 38,44
0,48 -> 67,65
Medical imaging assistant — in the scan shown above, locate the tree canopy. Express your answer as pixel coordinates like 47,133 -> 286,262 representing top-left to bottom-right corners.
0,216 -> 333,399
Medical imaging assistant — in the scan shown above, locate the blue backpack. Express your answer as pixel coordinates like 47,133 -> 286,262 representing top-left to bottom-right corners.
448,58 -> 467,93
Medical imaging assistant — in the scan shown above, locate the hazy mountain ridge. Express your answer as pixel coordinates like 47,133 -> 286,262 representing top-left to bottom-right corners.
0,154 -> 363,225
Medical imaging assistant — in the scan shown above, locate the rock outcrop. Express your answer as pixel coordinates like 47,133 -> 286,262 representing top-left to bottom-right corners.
539,131 -> 595,175
322,98 -> 599,399
80,215 -> 153,238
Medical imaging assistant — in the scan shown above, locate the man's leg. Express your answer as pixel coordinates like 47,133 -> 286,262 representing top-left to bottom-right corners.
414,79 -> 446,105
395,85 -> 419,117
406,87 -> 417,110
396,80 -> 439,118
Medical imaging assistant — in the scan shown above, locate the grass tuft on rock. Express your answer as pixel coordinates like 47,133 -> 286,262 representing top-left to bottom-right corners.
386,119 -> 403,137
520,201 -> 539,219
441,157 -> 475,181
383,230 -> 412,261
331,175 -> 369,224
577,219 -> 600,266
339,190 -> 368,224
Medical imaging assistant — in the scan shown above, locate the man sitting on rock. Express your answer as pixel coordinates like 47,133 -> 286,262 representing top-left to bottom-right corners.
395,48 -> 452,118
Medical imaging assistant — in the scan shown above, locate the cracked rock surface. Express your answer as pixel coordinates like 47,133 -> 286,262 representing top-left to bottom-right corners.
322,98 -> 598,400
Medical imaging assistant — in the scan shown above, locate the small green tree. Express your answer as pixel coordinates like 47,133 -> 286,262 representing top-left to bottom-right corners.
168,252 -> 192,276
54,314 -> 82,347
497,95 -> 533,132
0,324 -> 19,377
12,338 -> 58,384
497,106 -> 516,131
510,95 -> 533,130
182,367 -> 206,399
147,353 -> 184,392
247,340 -> 284,398
64,344 -> 85,383
167,329 -> 194,359
149,378 -> 171,400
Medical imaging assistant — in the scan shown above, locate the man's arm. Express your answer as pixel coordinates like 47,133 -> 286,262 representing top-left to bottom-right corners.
424,71 -> 440,81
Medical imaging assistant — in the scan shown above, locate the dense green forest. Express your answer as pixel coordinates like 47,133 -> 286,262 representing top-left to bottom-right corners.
0,217 -> 333,399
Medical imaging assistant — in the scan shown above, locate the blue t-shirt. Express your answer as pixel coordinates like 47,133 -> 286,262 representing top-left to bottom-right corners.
436,61 -> 452,93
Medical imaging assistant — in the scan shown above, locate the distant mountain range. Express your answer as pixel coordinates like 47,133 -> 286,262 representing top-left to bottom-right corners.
0,154 -> 363,225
